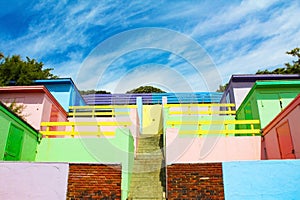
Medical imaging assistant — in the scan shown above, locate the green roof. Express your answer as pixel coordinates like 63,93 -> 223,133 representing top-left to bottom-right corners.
237,80 -> 300,114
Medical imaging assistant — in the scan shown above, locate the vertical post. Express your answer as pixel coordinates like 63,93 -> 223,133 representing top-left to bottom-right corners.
137,97 -> 143,134
71,124 -> 75,138
251,123 -> 255,136
208,105 -> 212,115
198,123 -> 202,137
162,96 -> 168,199
46,125 -> 50,138
97,124 -> 101,137
225,123 -> 228,136
228,104 -> 232,115
92,106 -> 96,118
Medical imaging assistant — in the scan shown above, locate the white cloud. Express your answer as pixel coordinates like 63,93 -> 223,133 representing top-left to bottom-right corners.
191,0 -> 281,37
1,0 -> 300,91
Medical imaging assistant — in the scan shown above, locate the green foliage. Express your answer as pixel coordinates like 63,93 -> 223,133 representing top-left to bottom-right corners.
6,101 -> 27,119
216,83 -> 228,92
0,53 -> 58,86
256,47 -> 300,74
80,90 -> 111,95
126,86 -> 166,93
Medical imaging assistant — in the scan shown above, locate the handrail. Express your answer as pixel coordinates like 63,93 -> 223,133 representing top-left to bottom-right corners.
40,121 -> 131,137
164,103 -> 236,115
69,105 -> 137,109
166,119 -> 260,136
164,103 -> 236,108
68,105 -> 137,117
167,120 -> 260,125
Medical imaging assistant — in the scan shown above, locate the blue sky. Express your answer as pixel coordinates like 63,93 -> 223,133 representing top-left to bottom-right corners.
0,0 -> 300,92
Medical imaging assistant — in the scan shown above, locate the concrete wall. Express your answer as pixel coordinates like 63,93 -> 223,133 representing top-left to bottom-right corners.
36,128 -> 134,200
67,107 -> 139,155
222,160 -> 300,200
0,162 -> 69,200
166,128 -> 260,164
142,105 -> 163,135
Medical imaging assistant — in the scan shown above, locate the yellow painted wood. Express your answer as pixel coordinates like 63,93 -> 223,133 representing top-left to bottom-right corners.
41,121 -> 131,126
68,111 -> 130,116
40,131 -> 115,136
168,110 -> 236,115
142,105 -> 163,135
179,129 -> 260,135
68,105 -> 134,117
167,120 -> 260,125
164,103 -> 235,108
69,105 -> 137,109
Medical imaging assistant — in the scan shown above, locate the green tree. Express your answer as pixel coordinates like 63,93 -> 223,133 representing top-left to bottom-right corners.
80,89 -> 111,95
126,86 -> 166,93
256,47 -> 300,74
6,100 -> 27,119
0,53 -> 58,86
216,83 -> 228,92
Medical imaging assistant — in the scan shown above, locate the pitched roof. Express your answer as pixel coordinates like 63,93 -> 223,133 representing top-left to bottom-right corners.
0,85 -> 67,116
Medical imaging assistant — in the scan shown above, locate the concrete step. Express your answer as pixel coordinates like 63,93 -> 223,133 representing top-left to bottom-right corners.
136,151 -> 163,156
135,156 -> 163,160
129,133 -> 165,200
131,172 -> 161,177
137,149 -> 162,153
134,159 -> 162,164
130,186 -> 164,195
130,179 -> 162,184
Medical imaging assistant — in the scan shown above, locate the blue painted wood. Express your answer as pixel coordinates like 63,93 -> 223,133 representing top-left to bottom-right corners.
83,92 -> 223,105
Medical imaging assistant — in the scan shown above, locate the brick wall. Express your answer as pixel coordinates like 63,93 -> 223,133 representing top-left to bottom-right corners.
67,163 -> 122,199
167,163 -> 224,199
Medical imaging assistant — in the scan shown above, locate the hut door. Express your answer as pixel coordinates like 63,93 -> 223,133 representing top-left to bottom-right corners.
276,121 -> 295,159
4,124 -> 24,161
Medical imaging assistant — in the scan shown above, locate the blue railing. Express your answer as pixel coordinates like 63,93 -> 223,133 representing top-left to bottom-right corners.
83,92 -> 223,105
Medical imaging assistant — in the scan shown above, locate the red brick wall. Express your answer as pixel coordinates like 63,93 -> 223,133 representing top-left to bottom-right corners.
167,163 -> 224,199
67,163 -> 122,199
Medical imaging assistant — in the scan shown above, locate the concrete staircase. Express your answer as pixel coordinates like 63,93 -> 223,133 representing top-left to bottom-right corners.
128,134 -> 165,200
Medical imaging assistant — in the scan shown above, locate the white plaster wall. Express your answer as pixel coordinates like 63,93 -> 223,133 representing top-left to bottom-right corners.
166,128 -> 261,164
233,88 -> 251,109
0,162 -> 69,200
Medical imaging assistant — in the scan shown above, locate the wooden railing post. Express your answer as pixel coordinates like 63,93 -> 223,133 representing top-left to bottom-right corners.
228,105 -> 232,116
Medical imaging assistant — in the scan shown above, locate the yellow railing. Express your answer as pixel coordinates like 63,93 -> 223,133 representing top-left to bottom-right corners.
68,105 -> 137,117
164,103 -> 236,115
166,119 -> 261,136
40,121 -> 131,137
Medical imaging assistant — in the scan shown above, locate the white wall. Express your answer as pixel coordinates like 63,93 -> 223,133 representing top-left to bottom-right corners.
0,162 -> 69,200
233,88 -> 251,109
